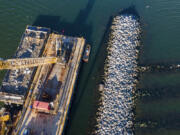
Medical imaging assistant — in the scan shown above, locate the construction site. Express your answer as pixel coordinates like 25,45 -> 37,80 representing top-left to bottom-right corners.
0,26 -> 86,135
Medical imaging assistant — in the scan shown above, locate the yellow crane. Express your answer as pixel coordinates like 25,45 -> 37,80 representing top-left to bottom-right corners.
0,112 -> 10,135
0,57 -> 61,70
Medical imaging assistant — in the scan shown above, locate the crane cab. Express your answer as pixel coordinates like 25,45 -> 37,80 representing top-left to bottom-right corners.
0,111 -> 10,122
0,111 -> 10,135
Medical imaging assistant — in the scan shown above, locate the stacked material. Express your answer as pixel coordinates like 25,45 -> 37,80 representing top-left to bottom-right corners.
0,27 -> 50,104
95,14 -> 140,134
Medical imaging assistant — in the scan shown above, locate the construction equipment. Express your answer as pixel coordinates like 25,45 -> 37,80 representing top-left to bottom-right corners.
0,112 -> 10,135
0,57 -> 62,70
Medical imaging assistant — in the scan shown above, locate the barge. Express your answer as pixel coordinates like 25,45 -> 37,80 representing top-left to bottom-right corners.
0,26 -> 85,135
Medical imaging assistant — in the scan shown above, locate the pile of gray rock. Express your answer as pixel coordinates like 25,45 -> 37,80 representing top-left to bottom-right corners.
95,14 -> 140,134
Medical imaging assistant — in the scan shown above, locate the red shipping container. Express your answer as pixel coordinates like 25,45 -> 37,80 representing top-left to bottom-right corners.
33,101 -> 50,111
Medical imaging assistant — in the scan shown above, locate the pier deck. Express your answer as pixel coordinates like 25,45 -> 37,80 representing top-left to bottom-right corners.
14,34 -> 85,135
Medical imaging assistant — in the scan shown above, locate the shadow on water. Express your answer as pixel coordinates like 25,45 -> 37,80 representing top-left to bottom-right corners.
119,5 -> 140,19
33,0 -> 95,44
33,14 -> 92,44
81,14 -> 114,134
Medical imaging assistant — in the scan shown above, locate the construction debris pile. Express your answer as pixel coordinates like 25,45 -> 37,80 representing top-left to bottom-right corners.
0,27 -> 50,104
95,14 -> 140,134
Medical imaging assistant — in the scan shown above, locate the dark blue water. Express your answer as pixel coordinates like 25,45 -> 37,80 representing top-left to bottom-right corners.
0,0 -> 180,134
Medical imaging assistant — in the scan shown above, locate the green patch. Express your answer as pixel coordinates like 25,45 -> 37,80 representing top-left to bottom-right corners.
0,102 -> 4,108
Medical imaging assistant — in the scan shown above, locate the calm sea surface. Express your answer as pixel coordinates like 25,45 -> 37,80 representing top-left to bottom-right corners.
0,0 -> 180,134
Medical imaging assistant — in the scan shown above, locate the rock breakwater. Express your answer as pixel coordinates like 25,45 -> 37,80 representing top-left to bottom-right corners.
95,14 -> 141,134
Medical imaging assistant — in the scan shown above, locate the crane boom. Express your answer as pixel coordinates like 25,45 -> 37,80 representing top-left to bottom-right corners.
0,57 -> 59,70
